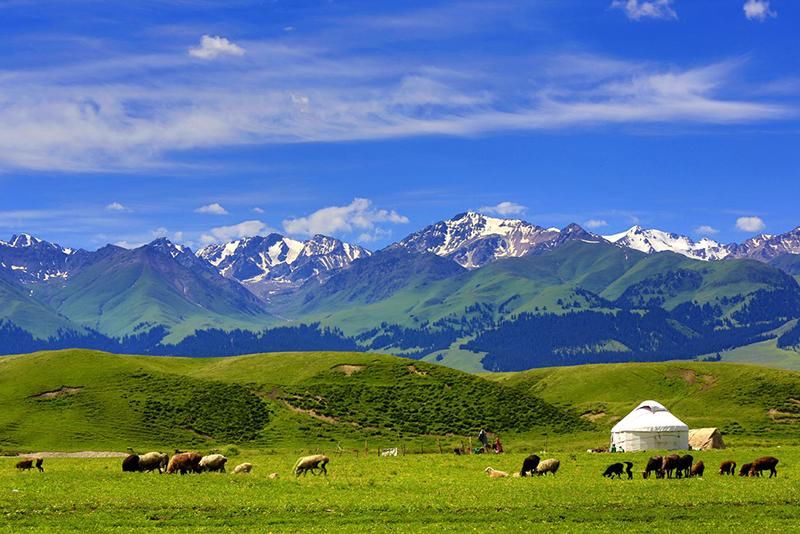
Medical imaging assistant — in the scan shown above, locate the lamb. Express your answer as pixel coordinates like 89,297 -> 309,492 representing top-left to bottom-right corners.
536,458 -> 560,476
293,454 -> 329,477
138,452 -> 169,473
233,463 -> 253,474
484,467 -> 509,478
519,454 -> 541,477
748,456 -> 779,478
691,461 -> 705,478
199,454 -> 228,473
719,460 -> 736,476
738,463 -> 753,477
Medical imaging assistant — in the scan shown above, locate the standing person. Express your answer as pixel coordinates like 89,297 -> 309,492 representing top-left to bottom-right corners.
478,429 -> 489,449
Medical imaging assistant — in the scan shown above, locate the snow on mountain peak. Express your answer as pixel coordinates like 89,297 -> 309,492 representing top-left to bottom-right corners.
603,226 -> 730,261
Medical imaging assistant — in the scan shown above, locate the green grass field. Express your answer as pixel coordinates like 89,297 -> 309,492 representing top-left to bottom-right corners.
3,349 -> 800,531
2,448 -> 799,532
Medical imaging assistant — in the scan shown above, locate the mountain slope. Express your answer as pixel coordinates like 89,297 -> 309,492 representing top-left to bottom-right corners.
603,226 -> 730,261
37,239 -> 273,339
0,233 -> 87,283
0,267 -> 80,338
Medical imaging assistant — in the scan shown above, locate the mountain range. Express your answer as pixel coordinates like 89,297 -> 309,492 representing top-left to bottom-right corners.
2,212 -> 800,372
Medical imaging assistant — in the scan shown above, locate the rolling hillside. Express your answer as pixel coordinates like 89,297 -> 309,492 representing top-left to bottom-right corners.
0,350 -> 584,452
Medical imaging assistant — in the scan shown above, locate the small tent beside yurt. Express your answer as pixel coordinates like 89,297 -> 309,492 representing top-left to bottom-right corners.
610,400 -> 689,452
688,428 -> 725,450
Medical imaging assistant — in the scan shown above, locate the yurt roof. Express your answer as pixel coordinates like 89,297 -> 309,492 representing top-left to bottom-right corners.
611,400 -> 688,433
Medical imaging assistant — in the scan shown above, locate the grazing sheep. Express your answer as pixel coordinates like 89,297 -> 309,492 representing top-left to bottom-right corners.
536,459 -> 560,476
122,454 -> 140,473
199,454 -> 228,473
233,463 -> 253,474
15,459 -> 33,471
166,452 -> 203,475
675,454 -> 694,479
738,463 -> 753,477
748,457 -> 779,478
138,452 -> 169,473
34,458 -> 44,472
643,456 -> 663,479
660,454 -> 681,479
602,462 -> 632,479
519,454 -> 541,477
484,467 -> 509,478
719,460 -> 737,476
293,454 -> 329,477
691,461 -> 705,478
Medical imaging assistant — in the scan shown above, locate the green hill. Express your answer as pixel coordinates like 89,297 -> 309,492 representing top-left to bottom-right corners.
491,360 -> 800,443
0,350 -> 584,452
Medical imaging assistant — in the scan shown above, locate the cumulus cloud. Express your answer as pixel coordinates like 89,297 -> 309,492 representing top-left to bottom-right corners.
283,198 -> 409,237
695,225 -> 720,236
584,219 -> 609,229
611,0 -> 677,20
105,202 -> 130,212
736,216 -> 766,232
743,0 -> 776,21
194,203 -> 229,215
478,201 -> 527,217
201,220 -> 273,244
189,35 -> 246,60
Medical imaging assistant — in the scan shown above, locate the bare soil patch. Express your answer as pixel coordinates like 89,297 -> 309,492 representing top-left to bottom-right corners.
32,386 -> 84,399
333,364 -> 366,376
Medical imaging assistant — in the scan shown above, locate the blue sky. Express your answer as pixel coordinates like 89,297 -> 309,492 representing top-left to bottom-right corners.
0,0 -> 797,250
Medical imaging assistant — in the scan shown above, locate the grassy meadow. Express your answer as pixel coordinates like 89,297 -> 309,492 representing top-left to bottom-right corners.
2,448 -> 800,532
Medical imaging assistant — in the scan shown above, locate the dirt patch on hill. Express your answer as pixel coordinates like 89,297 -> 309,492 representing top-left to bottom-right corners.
581,411 -> 607,422
282,401 -> 339,424
31,386 -> 84,399
332,365 -> 366,376
768,408 -> 800,422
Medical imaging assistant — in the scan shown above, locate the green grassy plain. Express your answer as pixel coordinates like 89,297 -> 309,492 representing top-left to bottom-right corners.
2,448 -> 799,532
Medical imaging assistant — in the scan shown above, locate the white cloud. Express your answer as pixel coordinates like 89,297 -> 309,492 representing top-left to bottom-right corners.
743,0 -> 776,21
252,207 -> 265,214
151,227 -> 169,238
478,201 -> 527,216
283,198 -> 409,237
584,219 -> 609,229
200,220 -> 274,244
194,203 -> 229,215
736,216 -> 766,232
611,0 -> 677,20
105,201 -> 130,212
188,35 -> 245,60
695,225 -> 719,236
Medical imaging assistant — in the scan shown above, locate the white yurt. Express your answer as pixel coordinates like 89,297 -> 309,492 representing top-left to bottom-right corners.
610,400 -> 689,452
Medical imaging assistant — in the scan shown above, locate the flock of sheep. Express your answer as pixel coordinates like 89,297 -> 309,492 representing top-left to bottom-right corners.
484,453 -> 780,480
117,451 -> 330,478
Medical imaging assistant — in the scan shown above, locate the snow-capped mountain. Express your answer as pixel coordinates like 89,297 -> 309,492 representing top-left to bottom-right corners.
0,233 -> 85,283
393,211 -> 584,269
603,226 -> 731,261
197,233 -> 370,297
728,227 -> 800,261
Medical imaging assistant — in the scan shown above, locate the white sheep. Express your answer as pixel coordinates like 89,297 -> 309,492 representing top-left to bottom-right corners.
484,467 -> 509,478
536,458 -> 560,476
199,454 -> 228,473
233,462 -> 253,474
138,452 -> 169,473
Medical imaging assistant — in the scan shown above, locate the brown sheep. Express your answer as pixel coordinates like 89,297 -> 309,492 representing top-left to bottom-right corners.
293,454 -> 329,477
643,456 -> 663,479
719,460 -> 736,476
166,452 -> 202,475
35,458 -> 44,472
661,454 -> 681,479
738,463 -> 753,477
15,459 -> 33,471
748,457 -> 779,478
675,454 -> 693,479
691,461 -> 705,477
535,458 -> 560,476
